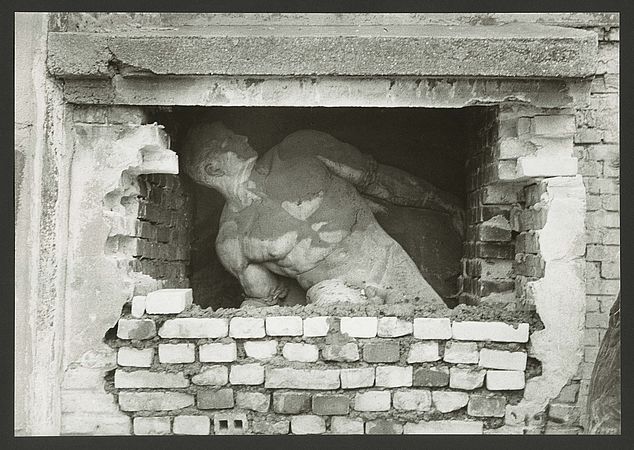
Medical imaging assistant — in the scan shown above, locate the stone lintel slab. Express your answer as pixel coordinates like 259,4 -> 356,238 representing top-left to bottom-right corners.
48,23 -> 597,79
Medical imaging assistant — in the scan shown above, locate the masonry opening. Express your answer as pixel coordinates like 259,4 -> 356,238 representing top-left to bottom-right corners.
145,106 -> 492,310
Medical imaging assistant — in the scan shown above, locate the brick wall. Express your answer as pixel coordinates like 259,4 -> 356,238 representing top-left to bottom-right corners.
104,288 -> 536,435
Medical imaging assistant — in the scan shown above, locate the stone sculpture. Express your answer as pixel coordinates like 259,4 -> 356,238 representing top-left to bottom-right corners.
183,122 -> 464,308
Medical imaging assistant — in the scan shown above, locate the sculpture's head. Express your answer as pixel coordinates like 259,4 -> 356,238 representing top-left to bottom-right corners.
182,122 -> 258,189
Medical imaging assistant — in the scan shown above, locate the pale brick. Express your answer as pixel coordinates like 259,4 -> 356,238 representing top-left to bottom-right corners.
145,288 -> 192,314
252,418 -> 290,434
363,341 -> 400,363
322,342 -> 360,362
61,414 -> 131,435
353,391 -> 391,411
133,417 -> 171,435
62,366 -> 108,390
407,341 -> 440,363
479,348 -> 527,370
432,391 -> 469,413
375,366 -> 412,387
340,317 -> 378,338
282,342 -> 319,362
265,316 -> 302,336
377,317 -> 413,337
443,341 -> 479,364
452,321 -> 529,342
330,417 -> 364,434
230,317 -> 265,338
130,295 -> 146,318
173,415 -> 210,435
586,244 -> 620,262
61,391 -> 120,414
312,394 -> 349,415
191,366 -> 228,386
273,392 -> 311,414
291,415 -> 325,435
586,312 -> 609,328
230,363 -> 264,385
393,389 -> 431,411
158,318 -> 228,338
119,392 -> 194,411
235,392 -> 270,412
574,128 -> 602,144
243,340 -> 277,359
497,137 -> 536,159
365,420 -> 403,434
516,156 -> 578,177
117,347 -> 154,367
404,420 -> 483,434
486,370 -> 526,390
114,369 -> 189,388
532,115 -> 576,136
197,389 -> 234,409
449,367 -> 486,390
467,394 -> 507,417
303,316 -> 330,337
265,368 -> 340,389
199,342 -> 237,362
158,343 -> 195,363
588,144 -> 618,161
413,318 -> 451,340
584,347 -> 599,362
340,367 -> 375,389
117,318 -> 156,340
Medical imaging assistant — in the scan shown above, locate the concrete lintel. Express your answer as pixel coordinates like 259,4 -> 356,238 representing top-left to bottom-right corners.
47,23 -> 597,79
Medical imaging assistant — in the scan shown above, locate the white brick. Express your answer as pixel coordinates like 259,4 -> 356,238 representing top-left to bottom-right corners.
375,366 -> 413,387
403,420 -> 483,434
449,368 -> 486,390
486,370 -> 526,390
230,363 -> 265,385
117,347 -> 154,367
452,321 -> 529,343
235,392 -> 270,412
282,342 -> 319,362
158,318 -> 228,338
265,316 -> 303,336
432,391 -> 469,413
354,391 -> 391,411
119,392 -> 194,411
340,317 -> 378,338
229,317 -> 265,338
117,319 -> 156,340
393,389 -> 431,411
158,343 -> 195,363
291,415 -> 326,435
330,417 -> 364,434
407,342 -> 441,363
413,318 -> 452,340
532,115 -> 576,136
191,366 -> 228,386
133,417 -> 171,435
173,415 -> 210,435
516,156 -> 578,178
479,348 -> 527,371
145,288 -> 193,314
303,316 -> 330,337
443,341 -> 479,364
199,342 -> 237,362
340,367 -> 375,389
378,317 -> 413,337
243,340 -> 278,359
265,368 -> 341,389
114,369 -> 189,388
131,295 -> 146,318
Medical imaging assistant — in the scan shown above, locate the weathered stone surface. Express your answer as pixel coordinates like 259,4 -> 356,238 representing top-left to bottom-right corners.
130,296 -> 146,318
114,369 -> 189,388
61,414 -> 132,435
273,392 -> 311,414
265,316 -> 303,336
117,319 -> 156,340
363,341 -> 400,363
449,368 -> 486,390
197,389 -> 235,409
451,321 -> 529,343
413,366 -> 449,387
61,391 -> 121,414
144,288 -> 193,314
393,389 -> 432,411
340,367 -> 375,389
243,340 -> 278,359
192,366 -> 228,386
229,318 -> 265,338
413,318 -> 452,340
486,370 -> 526,390
312,394 -> 350,415
403,420 -> 483,434
173,415 -> 210,435
235,392 -> 270,412
303,316 -> 330,337
133,417 -> 171,435
375,366 -> 413,387
322,343 -> 360,362
119,392 -> 194,411
282,342 -> 319,362
252,418 -> 290,435
365,420 -> 404,435
199,342 -> 237,362
443,341 -> 479,364
407,342 -> 441,363
467,394 -> 507,417
158,318 -> 228,338
432,391 -> 469,413
354,391 -> 391,411
291,415 -> 325,435
229,363 -> 265,385
330,417 -> 364,434
479,348 -> 527,370
265,368 -> 340,389
117,347 -> 154,367
378,317 -> 413,337
158,343 -> 195,364
340,317 -> 378,338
